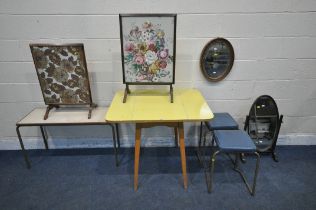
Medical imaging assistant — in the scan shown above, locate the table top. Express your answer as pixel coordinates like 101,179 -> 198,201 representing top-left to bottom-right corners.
17,107 -> 109,126
105,89 -> 214,123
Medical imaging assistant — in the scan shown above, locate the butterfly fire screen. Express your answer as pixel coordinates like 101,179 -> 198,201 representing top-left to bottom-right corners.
30,43 -> 96,120
119,14 -> 177,103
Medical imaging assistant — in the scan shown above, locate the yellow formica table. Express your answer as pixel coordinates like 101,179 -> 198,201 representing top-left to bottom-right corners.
105,88 -> 213,190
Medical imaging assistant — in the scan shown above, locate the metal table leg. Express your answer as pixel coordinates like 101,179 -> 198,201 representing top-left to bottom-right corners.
16,125 -> 31,169
40,126 -> 49,150
115,123 -> 121,149
109,124 -> 118,166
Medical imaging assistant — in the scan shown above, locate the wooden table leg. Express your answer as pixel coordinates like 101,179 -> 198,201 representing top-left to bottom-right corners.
178,122 -> 188,189
134,123 -> 142,191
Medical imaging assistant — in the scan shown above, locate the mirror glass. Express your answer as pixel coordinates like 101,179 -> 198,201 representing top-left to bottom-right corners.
200,38 -> 234,82
248,95 -> 280,152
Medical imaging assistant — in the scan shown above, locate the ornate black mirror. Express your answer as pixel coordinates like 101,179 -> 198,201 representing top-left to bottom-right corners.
200,38 -> 234,82
244,95 -> 283,161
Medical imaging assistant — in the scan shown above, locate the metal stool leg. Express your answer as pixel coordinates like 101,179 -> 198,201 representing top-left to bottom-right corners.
199,122 -> 203,147
233,152 -> 260,196
206,150 -> 220,193
196,122 -> 205,166
196,129 -> 212,167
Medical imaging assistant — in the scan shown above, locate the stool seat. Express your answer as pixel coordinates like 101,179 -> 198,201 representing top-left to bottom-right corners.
206,113 -> 239,130
214,130 -> 256,153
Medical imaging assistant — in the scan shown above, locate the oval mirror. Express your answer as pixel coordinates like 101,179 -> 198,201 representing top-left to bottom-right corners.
248,95 -> 280,152
200,38 -> 234,82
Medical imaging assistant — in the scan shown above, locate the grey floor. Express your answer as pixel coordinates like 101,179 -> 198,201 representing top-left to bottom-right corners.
0,146 -> 315,210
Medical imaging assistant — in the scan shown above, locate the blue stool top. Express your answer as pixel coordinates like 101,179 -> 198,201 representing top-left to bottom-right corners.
214,130 -> 256,153
206,113 -> 239,130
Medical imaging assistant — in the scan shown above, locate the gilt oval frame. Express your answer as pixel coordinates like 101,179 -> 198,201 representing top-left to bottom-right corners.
200,38 -> 235,82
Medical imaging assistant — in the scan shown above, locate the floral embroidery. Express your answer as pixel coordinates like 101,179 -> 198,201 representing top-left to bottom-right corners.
32,48 -> 48,69
52,67 -> 68,83
49,52 -> 61,66
65,79 -> 77,88
74,66 -> 86,76
30,45 -> 91,104
60,59 -> 75,73
123,21 -> 173,83
67,46 -> 79,55
79,91 -> 90,102
61,89 -> 78,104
78,77 -> 88,91
50,83 -> 65,94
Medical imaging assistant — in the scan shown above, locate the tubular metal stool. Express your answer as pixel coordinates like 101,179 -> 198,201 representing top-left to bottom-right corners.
199,112 -> 239,146
197,113 -> 239,164
205,130 -> 260,196
205,112 -> 239,130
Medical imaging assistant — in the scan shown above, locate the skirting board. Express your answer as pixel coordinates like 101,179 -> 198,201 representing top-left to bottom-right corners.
0,134 -> 316,150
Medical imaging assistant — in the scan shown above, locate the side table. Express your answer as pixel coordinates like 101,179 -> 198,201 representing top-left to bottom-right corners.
16,107 -> 120,168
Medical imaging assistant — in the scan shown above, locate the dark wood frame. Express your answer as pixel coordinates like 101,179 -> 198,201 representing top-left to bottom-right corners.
29,43 -> 97,120
244,95 -> 283,162
200,37 -> 234,82
119,14 -> 177,103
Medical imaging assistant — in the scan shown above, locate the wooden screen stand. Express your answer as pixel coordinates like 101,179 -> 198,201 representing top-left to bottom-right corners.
88,103 -> 98,119
44,105 -> 59,120
123,84 -> 131,103
122,84 -> 174,103
170,84 -> 173,103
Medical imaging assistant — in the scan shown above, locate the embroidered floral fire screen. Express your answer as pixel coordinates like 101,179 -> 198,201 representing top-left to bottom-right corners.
119,14 -> 177,84
30,44 -> 92,105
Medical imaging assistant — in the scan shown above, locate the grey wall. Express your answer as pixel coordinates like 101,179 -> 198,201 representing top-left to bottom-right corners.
0,0 -> 316,149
